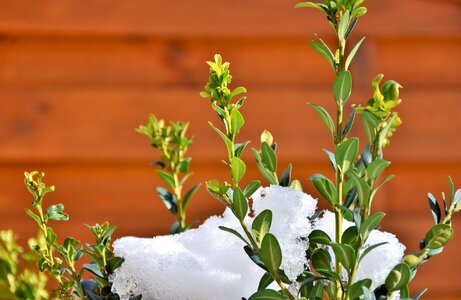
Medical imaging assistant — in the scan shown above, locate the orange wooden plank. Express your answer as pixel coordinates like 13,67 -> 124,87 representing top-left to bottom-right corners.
0,0 -> 458,38
0,37 -> 459,88
0,87 -> 459,163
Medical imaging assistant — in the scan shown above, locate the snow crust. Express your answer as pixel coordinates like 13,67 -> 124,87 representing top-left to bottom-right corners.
111,186 -> 317,300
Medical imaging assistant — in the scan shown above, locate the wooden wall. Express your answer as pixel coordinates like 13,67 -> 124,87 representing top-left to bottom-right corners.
0,0 -> 460,298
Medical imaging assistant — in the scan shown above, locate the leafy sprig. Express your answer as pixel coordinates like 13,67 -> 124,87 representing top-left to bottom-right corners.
137,114 -> 201,234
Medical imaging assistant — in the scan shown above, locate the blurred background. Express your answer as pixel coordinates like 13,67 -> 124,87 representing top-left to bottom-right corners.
0,0 -> 460,298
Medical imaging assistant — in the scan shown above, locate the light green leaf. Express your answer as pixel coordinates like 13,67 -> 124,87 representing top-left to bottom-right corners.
232,187 -> 248,221
230,109 -> 245,136
156,170 -> 176,190
337,10 -> 350,41
425,224 -> 453,249
244,180 -> 261,198
260,233 -> 282,277
367,160 -> 390,182
231,157 -> 246,185
334,70 -> 352,105
335,138 -> 359,173
252,210 -> 273,244
209,121 -> 233,158
385,263 -> 411,292
310,40 -> 335,71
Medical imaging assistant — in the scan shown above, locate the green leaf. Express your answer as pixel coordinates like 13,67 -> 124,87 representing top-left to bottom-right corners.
252,210 -> 273,244
290,179 -> 303,192
360,111 -> 379,145
342,110 -> 357,140
234,141 -> 251,158
25,208 -> 41,225
309,282 -> 324,300
331,243 -> 356,270
385,263 -> 411,292
309,229 -> 332,245
279,163 -> 292,187
182,183 -> 202,211
209,121 -> 233,158
349,169 -> 371,208
308,103 -> 335,136
424,224 -> 453,249
367,160 -> 390,182
310,174 -> 337,205
244,180 -> 261,198
46,204 -> 69,221
349,279 -> 372,300
295,2 -> 323,10
248,289 -> 283,300
323,149 -> 337,172
335,138 -> 359,173
230,109 -> 245,136
83,263 -> 103,278
231,157 -> 246,185
337,10 -> 350,41
427,193 -> 441,224
360,212 -> 385,241
229,86 -> 247,100
155,170 -> 176,190
260,233 -> 282,277
156,187 -> 178,214
311,248 -> 332,271
232,187 -> 248,221
333,71 -> 352,105
218,226 -> 249,246
257,272 -> 274,291
345,37 -> 366,70
261,142 -> 277,173
359,242 -> 388,263
310,40 -> 335,71
46,227 -> 57,244
342,226 -> 358,248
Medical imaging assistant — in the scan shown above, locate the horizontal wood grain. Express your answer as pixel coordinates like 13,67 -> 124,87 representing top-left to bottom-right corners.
0,37 -> 459,88
0,87 -> 459,163
0,0 -> 459,38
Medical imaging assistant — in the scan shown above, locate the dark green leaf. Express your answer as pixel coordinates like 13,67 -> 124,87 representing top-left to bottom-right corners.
342,110 -> 357,140
360,212 -> 385,241
331,243 -> 356,270
349,170 -> 371,208
427,193 -> 441,224
308,103 -> 335,136
107,257 -> 124,273
182,183 -> 202,211
308,229 -> 331,245
252,210 -> 272,244
349,279 -> 372,300
261,142 -> 277,173
260,233 -> 282,277
309,283 -> 324,300
311,248 -> 332,271
83,263 -> 104,278
279,164 -> 292,187
248,289 -> 283,300
333,70 -> 352,105
425,224 -> 453,249
310,174 -> 337,205
257,272 -> 274,291
359,242 -> 388,263
156,187 -> 177,214
345,37 -> 366,70
231,157 -> 246,185
209,121 -> 233,158
342,226 -> 358,248
244,180 -> 261,198
385,263 -> 411,292
244,245 -> 267,271
219,226 -> 249,246
360,111 -> 379,145
323,149 -> 336,172
335,138 -> 359,173
235,141 -> 251,158
335,204 -> 354,222
232,187 -> 248,221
